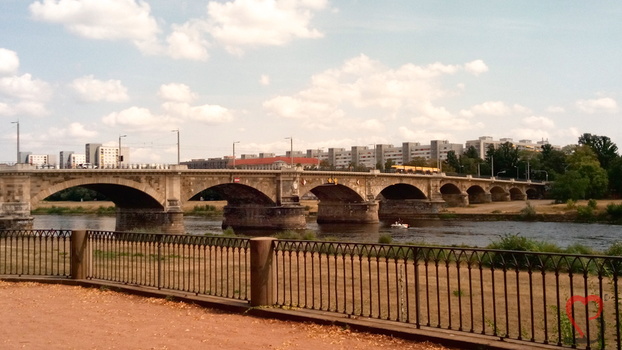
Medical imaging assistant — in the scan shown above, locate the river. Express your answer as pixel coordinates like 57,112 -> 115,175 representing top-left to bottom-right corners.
32,214 -> 621,251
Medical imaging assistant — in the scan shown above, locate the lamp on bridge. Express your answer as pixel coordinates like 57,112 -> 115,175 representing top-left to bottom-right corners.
285,137 -> 293,167
118,134 -> 127,168
172,129 -> 180,165
232,141 -> 240,168
496,170 -> 506,177
11,120 -> 19,164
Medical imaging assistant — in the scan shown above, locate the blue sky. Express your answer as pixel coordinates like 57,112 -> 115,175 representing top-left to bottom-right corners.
1,0 -> 621,164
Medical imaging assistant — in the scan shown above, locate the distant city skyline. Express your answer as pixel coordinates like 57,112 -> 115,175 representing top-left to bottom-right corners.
1,1 -> 621,164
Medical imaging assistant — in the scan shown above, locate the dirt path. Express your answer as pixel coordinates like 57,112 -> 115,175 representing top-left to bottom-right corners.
0,281 -> 450,350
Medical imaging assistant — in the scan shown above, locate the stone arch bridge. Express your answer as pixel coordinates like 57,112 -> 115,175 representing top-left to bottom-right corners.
0,165 -> 546,233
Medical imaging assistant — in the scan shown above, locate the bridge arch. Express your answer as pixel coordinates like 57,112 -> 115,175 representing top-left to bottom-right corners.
307,184 -> 366,203
509,187 -> 526,201
526,188 -> 540,199
378,183 -> 427,200
30,178 -> 165,209
187,183 -> 276,206
440,183 -> 466,207
490,186 -> 509,202
467,185 -> 488,204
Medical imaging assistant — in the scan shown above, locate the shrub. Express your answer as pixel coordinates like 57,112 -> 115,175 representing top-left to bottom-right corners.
587,199 -> 598,210
378,234 -> 393,244
519,202 -> 537,220
565,199 -> 576,209
606,203 -> 622,220
576,205 -> 595,222
222,226 -> 236,236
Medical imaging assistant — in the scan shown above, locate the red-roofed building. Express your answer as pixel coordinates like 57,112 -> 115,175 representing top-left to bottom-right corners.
231,156 -> 320,170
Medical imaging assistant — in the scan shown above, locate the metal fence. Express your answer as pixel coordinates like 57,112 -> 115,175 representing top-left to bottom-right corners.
0,229 -> 71,277
273,240 -> 622,349
87,231 -> 250,301
2,229 -> 622,349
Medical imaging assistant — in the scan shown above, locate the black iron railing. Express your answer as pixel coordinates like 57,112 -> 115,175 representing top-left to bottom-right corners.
0,229 -> 71,277
273,240 -> 622,349
87,231 -> 250,301
2,229 -> 622,349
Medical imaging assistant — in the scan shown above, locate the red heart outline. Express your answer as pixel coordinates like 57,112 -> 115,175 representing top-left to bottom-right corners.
565,295 -> 603,338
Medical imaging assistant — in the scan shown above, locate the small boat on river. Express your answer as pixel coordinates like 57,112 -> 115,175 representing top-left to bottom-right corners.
391,220 -> 409,229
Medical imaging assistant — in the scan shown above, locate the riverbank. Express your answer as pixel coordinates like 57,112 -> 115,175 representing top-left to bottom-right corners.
33,199 -> 622,224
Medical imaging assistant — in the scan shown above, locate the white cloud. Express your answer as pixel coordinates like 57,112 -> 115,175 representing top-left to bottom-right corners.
48,122 -> 98,139
207,0 -> 327,55
263,54 -> 488,132
521,115 -> 555,129
576,97 -> 618,114
0,101 -> 49,117
158,83 -> 197,103
29,0 -> 161,54
0,74 -> 51,101
166,20 -> 210,61
460,101 -> 530,117
70,75 -> 129,102
464,59 -> 489,75
161,101 -> 234,124
0,48 -> 19,75
102,106 -> 180,131
260,74 -> 270,86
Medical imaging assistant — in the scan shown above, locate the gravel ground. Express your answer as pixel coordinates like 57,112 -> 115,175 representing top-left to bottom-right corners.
0,281 -> 451,350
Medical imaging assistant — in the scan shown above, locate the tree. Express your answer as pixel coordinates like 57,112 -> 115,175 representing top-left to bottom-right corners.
533,144 -> 567,181
486,142 -> 519,177
608,156 -> 622,197
550,145 -> 608,201
446,150 -> 461,172
578,133 -> 619,169
384,159 -> 395,172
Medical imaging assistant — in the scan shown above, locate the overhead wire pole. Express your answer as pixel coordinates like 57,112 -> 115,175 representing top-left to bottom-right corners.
232,141 -> 240,168
285,137 -> 293,167
172,129 -> 180,165
118,134 -> 126,168
11,121 -> 19,164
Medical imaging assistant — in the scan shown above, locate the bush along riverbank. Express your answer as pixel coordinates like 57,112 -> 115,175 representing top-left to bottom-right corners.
31,205 -> 116,215
434,200 -> 622,224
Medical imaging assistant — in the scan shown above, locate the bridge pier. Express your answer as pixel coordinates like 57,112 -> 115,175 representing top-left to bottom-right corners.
378,199 -> 446,219
441,193 -> 469,207
116,206 -> 184,234
222,205 -> 306,230
316,201 -> 379,224
0,202 -> 33,229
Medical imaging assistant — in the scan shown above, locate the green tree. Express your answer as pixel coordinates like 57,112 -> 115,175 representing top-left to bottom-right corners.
551,145 -> 608,201
446,150 -> 461,173
486,142 -> 519,177
578,133 -> 619,169
384,159 -> 395,172
609,156 -> 622,196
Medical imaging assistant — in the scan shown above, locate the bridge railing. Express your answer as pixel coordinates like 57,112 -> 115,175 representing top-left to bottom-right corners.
0,229 -> 72,277
2,230 -> 620,349
87,231 -> 251,301
272,240 -> 622,349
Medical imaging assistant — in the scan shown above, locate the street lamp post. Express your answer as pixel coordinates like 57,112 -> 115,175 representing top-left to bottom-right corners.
496,170 -> 506,177
369,144 -> 376,170
533,170 -> 549,182
118,134 -> 127,168
285,137 -> 293,167
232,141 -> 240,168
172,129 -> 180,165
11,121 -> 19,164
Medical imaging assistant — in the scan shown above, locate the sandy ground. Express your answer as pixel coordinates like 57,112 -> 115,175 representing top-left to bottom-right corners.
0,281 -> 450,350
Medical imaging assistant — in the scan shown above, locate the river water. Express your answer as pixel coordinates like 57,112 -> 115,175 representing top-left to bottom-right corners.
32,214 -> 621,251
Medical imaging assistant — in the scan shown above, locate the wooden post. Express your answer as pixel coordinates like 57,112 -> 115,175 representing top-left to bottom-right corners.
250,237 -> 276,307
71,230 -> 88,279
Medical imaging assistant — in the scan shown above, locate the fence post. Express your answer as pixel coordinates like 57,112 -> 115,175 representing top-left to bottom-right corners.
71,230 -> 88,279
250,237 -> 276,307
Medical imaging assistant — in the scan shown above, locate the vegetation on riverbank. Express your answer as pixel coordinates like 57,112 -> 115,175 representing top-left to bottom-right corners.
31,205 -> 115,215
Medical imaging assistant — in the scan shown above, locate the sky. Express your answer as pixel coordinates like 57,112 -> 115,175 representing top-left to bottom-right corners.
1,0 -> 621,164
